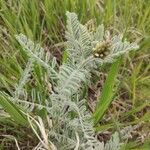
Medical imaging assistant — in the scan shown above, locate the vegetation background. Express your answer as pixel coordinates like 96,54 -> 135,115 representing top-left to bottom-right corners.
0,0 -> 150,149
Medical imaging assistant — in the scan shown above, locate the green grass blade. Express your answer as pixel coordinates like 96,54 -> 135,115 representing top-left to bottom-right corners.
0,92 -> 28,126
93,58 -> 121,125
62,50 -> 68,64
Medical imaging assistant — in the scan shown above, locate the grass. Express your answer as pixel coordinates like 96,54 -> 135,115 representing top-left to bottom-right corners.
0,92 -> 28,126
0,0 -> 150,149
93,58 -> 121,125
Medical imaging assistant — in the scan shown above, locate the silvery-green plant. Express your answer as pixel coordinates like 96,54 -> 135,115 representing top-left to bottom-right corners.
14,12 -> 139,149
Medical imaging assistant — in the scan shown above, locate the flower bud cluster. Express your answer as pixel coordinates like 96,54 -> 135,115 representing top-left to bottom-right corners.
92,41 -> 111,58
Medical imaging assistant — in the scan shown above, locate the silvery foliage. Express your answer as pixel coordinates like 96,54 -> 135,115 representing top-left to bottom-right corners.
15,12 -> 138,149
104,132 -> 121,150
